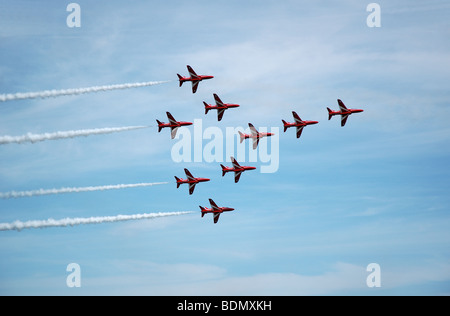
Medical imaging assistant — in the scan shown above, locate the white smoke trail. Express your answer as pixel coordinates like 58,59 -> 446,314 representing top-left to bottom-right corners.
0,211 -> 194,232
0,80 -> 170,102
0,182 -> 168,199
0,125 -> 150,145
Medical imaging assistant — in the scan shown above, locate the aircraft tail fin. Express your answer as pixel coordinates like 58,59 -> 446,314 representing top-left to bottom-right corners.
282,120 -> 288,132
238,131 -> 245,144
177,74 -> 183,87
174,176 -> 181,188
199,206 -> 206,217
327,108 -> 333,120
220,164 -> 227,177
156,120 -> 163,132
204,102 -> 210,115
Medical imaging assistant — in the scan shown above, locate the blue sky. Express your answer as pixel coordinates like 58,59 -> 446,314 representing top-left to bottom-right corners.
0,0 -> 449,295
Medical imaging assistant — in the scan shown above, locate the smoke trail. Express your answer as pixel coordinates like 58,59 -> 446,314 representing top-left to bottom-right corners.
0,211 -> 194,232
0,126 -> 150,145
0,80 -> 170,102
0,182 -> 168,199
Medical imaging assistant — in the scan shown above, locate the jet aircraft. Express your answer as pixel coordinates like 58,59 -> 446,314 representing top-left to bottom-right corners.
200,199 -> 235,224
220,156 -> 256,183
174,168 -> 210,195
204,94 -> 240,121
238,123 -> 275,150
177,65 -> 214,93
156,112 -> 193,139
327,99 -> 364,127
282,111 -> 318,139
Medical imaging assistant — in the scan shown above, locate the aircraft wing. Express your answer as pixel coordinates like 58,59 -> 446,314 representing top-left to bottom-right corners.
213,212 -> 221,224
292,111 -> 303,124
231,157 -> 241,169
234,171 -> 243,183
296,126 -> 304,139
214,94 -> 224,106
187,65 -> 199,78
184,168 -> 195,181
341,114 -> 349,127
189,183 -> 196,195
170,126 -> 179,139
248,123 -> 259,136
209,199 -> 219,211
166,112 -> 177,125
252,138 -> 259,150
192,81 -> 199,94
217,108 -> 226,121
338,99 -> 348,111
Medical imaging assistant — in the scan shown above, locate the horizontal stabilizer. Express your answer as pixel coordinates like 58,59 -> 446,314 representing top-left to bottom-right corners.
204,102 -> 210,114
327,108 -> 333,120
156,120 -> 163,132
199,206 -> 206,217
174,176 -> 181,188
282,120 -> 288,132
220,164 -> 227,177
177,74 -> 183,87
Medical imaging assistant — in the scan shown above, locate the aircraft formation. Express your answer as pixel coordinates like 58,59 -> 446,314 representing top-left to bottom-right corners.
159,65 -> 364,223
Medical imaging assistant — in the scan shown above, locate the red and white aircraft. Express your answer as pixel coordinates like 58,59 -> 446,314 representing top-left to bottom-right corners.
156,112 -> 193,139
220,156 -> 256,183
238,123 -> 275,150
174,168 -> 210,195
200,199 -> 235,224
327,99 -> 364,127
282,111 -> 318,139
204,93 -> 240,121
177,65 -> 214,93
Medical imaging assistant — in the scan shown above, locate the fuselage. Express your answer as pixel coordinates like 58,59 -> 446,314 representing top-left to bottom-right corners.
201,207 -> 235,215
241,132 -> 274,139
179,75 -> 214,83
329,109 -> 363,116
205,103 -> 240,111
223,166 -> 256,173
176,177 -> 210,185
158,121 -> 193,129
284,120 -> 319,128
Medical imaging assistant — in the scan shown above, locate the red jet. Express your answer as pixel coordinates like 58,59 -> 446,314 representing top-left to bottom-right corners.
175,168 -> 210,195
204,93 -> 240,121
282,111 -> 318,139
238,123 -> 275,150
177,65 -> 214,94
327,99 -> 364,127
156,112 -> 193,139
220,156 -> 256,183
200,199 -> 235,224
